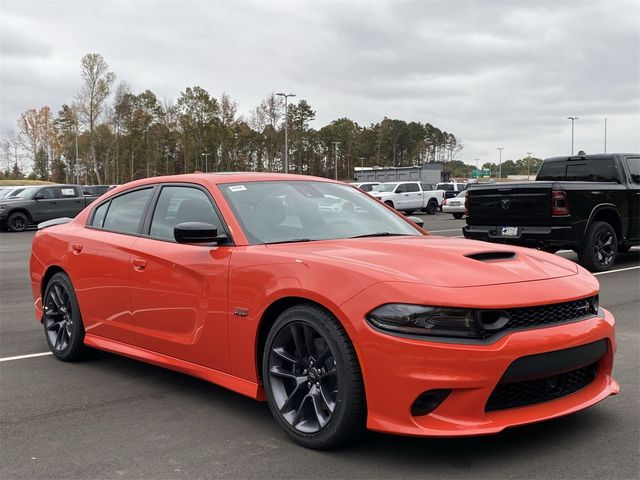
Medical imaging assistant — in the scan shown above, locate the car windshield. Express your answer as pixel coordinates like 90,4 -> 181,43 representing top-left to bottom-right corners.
376,183 -> 398,193
220,180 -> 422,244
8,187 -> 38,198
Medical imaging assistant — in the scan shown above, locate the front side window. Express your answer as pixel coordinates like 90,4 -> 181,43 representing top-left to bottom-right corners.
220,181 -> 421,244
626,157 -> 640,184
38,187 -> 59,199
149,186 -> 222,241
400,183 -> 419,193
102,188 -> 152,234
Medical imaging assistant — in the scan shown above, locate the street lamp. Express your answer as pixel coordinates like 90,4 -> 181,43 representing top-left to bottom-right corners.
201,153 -> 210,172
497,147 -> 504,180
604,118 -> 607,153
567,117 -> 579,155
526,151 -> 533,180
332,141 -> 340,180
276,92 -> 296,173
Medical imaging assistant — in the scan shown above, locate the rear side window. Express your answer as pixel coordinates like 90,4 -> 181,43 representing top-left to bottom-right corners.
91,202 -> 109,227
149,186 -> 222,241
566,160 -> 618,182
102,188 -> 153,234
536,162 -> 566,180
626,158 -> 640,184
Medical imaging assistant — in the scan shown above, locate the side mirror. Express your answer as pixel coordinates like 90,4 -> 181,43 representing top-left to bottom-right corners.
33,193 -> 44,200
407,216 -> 424,228
174,222 -> 227,244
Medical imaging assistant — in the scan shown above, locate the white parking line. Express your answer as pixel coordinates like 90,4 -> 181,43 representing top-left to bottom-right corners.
593,265 -> 640,276
0,352 -> 52,362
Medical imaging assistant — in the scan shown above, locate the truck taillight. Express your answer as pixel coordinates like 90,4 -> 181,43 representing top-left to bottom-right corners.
464,194 -> 469,216
443,199 -> 448,206
551,191 -> 570,216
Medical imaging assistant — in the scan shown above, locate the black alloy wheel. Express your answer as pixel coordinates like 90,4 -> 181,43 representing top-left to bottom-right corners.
426,199 -> 438,215
578,221 -> 618,272
43,272 -> 86,361
8,212 -> 28,232
263,304 -> 364,449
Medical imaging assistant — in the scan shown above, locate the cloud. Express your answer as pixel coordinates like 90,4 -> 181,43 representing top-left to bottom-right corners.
0,0 -> 638,164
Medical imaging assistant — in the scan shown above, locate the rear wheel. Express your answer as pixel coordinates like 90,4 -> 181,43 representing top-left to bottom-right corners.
452,212 -> 464,219
384,200 -> 394,209
426,199 -> 438,215
263,304 -> 365,449
7,212 -> 29,232
578,221 -> 617,272
43,272 -> 86,361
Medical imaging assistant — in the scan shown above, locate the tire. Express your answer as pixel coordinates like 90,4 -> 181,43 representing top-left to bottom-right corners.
403,210 -> 414,215
384,200 -> 394,209
426,199 -> 438,215
541,246 -> 559,254
42,272 -> 87,361
452,213 -> 464,219
7,212 -> 29,232
262,304 -> 365,449
578,221 -> 618,272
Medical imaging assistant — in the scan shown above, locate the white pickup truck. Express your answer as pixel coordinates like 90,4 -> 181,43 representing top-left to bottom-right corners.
369,181 -> 445,214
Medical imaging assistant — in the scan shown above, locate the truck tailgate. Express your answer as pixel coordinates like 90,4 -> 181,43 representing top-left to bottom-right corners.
467,182 -> 553,226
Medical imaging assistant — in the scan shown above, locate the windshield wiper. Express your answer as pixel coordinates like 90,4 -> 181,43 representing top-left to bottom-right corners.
350,232 -> 413,239
265,238 -> 313,245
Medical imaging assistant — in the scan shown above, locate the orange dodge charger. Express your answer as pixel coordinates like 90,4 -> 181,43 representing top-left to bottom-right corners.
30,173 -> 619,449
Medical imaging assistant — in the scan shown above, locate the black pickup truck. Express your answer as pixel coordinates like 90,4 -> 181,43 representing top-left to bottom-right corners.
463,153 -> 640,271
0,184 -> 98,232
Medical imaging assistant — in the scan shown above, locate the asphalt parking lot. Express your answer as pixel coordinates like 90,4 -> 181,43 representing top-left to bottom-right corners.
1,214 -> 639,480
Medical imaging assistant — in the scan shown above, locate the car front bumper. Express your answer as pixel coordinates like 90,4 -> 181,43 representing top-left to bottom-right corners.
339,284 -> 618,437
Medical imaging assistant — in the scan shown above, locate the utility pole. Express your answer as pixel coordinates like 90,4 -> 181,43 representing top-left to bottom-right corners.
526,152 -> 533,180
567,117 -> 579,155
275,92 -> 296,173
604,118 -> 607,153
201,153 -> 210,172
497,147 -> 504,180
332,141 -> 340,180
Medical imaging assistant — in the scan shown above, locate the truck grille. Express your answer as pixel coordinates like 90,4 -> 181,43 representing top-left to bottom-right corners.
485,363 -> 598,411
478,296 -> 598,338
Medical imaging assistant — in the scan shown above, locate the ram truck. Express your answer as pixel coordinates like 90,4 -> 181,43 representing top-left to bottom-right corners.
370,181 -> 445,214
463,153 -> 640,271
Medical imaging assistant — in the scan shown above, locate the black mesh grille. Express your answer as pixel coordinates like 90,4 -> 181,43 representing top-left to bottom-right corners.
485,363 -> 598,412
479,296 -> 598,338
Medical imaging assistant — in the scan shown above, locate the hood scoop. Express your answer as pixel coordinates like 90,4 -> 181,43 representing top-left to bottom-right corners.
466,251 -> 517,262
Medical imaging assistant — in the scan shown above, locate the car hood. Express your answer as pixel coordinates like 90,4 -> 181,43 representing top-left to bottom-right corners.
0,197 -> 29,205
267,236 -> 579,287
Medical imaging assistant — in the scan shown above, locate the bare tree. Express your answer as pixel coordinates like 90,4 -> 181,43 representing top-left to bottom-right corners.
77,53 -> 116,184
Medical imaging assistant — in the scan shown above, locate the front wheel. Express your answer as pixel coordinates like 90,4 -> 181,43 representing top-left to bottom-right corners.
578,221 -> 618,272
452,212 -> 464,219
43,272 -> 87,361
263,304 -> 365,449
7,212 -> 29,232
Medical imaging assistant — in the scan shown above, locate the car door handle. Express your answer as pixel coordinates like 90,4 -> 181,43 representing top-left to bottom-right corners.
71,243 -> 83,254
132,259 -> 147,271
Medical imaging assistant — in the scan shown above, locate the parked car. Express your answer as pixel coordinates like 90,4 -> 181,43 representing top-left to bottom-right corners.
0,184 -> 99,232
442,190 -> 466,219
463,153 -> 640,271
370,181 -> 445,214
350,182 -> 380,192
436,181 -> 467,199
30,173 -> 618,449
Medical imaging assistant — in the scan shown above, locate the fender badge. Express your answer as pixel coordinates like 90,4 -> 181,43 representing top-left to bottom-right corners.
233,307 -> 249,317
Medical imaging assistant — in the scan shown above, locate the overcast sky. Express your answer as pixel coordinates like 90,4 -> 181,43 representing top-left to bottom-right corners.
1,0 -> 639,166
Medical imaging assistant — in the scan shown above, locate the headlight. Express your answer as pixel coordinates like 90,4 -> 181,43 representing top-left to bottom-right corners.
367,304 -> 480,339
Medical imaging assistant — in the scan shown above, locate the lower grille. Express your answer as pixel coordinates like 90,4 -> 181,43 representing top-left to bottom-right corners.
486,363 -> 598,412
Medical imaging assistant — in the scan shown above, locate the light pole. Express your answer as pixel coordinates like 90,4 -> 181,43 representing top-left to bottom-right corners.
201,153 -> 210,172
332,141 -> 340,180
604,118 -> 607,153
526,151 -> 533,180
276,92 -> 296,173
567,116 -> 579,155
497,147 -> 504,180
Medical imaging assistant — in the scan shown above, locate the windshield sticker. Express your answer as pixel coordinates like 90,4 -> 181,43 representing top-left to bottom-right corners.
229,185 -> 247,192
61,188 -> 76,196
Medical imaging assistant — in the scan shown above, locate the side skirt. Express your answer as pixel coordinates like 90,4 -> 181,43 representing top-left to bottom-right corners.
84,333 -> 265,401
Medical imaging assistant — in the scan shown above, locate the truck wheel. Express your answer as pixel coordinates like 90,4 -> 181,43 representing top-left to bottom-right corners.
403,210 -> 414,215
578,221 -> 618,272
7,212 -> 29,232
426,200 -> 438,215
452,213 -> 464,219
384,201 -> 395,209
